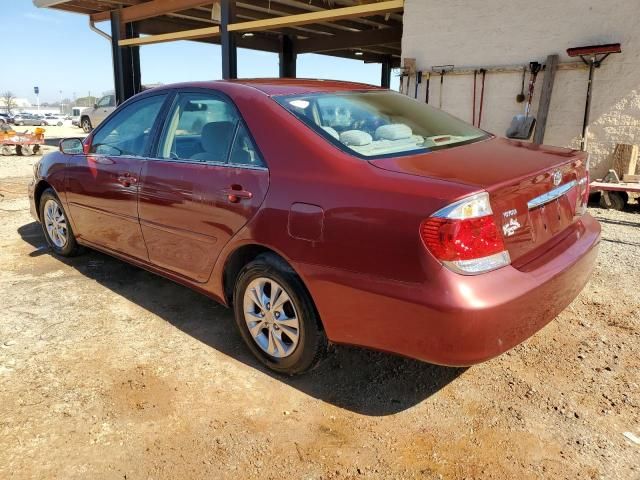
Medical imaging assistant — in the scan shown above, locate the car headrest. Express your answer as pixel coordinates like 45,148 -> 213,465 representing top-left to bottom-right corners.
201,121 -> 236,156
375,124 -> 413,141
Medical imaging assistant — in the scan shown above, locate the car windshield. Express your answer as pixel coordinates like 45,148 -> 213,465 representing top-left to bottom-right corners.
275,90 -> 489,159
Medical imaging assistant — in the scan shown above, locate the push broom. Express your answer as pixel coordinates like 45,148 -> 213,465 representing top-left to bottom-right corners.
567,43 -> 621,150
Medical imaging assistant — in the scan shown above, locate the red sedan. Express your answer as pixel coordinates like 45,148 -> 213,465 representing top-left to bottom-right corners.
28,79 -> 600,374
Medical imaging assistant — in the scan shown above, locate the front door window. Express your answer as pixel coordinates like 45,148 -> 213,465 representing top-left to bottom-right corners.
90,95 -> 166,157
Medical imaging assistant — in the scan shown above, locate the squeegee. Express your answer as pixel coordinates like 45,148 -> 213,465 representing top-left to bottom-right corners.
567,43 -> 621,150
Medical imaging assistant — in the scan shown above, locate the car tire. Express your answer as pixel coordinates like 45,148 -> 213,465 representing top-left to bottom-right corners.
18,121 -> 24,126
81,117 -> 92,133
233,253 -> 328,375
39,189 -> 80,257
599,191 -> 626,211
40,122 -> 47,126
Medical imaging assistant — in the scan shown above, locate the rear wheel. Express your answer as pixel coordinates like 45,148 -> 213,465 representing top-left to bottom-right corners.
599,191 -> 626,210
233,254 -> 328,375
39,189 -> 80,257
1,146 -> 13,156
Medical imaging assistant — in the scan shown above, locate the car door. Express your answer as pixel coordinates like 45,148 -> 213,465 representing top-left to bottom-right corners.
64,93 -> 169,260
138,90 -> 269,282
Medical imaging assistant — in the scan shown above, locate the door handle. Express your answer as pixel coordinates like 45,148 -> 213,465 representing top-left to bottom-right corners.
117,172 -> 137,187
221,185 -> 253,203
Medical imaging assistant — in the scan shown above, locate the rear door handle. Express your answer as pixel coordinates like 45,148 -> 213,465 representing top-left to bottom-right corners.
221,185 -> 253,203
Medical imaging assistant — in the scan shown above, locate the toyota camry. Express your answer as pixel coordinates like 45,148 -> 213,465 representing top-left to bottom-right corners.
28,79 -> 600,374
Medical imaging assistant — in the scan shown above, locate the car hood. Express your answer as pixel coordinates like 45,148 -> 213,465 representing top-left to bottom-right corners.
369,137 -> 586,190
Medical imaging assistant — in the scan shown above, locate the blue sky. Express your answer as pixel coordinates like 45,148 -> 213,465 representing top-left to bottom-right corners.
1,1 -> 398,103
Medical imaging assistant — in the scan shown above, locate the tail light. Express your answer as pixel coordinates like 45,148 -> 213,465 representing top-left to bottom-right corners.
575,171 -> 590,216
420,192 -> 511,275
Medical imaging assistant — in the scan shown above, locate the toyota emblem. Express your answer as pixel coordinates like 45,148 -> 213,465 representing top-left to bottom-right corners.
552,170 -> 562,186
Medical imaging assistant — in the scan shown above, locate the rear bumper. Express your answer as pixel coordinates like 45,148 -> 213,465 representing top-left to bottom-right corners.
300,214 -> 600,366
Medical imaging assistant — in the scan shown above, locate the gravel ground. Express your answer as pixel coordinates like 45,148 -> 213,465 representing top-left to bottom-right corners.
0,152 -> 638,479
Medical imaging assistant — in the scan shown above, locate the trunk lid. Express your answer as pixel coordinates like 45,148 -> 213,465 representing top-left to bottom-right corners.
370,137 -> 589,264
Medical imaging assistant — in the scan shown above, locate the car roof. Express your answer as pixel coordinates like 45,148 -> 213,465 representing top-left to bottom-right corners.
149,78 -> 382,97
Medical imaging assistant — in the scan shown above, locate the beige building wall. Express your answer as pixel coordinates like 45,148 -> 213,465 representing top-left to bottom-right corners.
401,0 -> 640,178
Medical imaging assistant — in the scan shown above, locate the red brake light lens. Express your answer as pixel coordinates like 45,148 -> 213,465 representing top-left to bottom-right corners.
420,192 -> 510,274
421,215 -> 506,261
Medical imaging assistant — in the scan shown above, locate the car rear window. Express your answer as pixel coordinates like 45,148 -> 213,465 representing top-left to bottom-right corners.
275,90 -> 489,159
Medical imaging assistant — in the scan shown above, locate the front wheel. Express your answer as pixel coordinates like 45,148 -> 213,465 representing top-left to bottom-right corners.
39,189 -> 80,256
233,254 -> 328,375
81,117 -> 92,133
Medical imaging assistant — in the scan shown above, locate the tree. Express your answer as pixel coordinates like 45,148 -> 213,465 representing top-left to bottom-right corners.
1,91 -> 16,115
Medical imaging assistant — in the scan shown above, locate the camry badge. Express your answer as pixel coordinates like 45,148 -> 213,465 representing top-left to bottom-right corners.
503,218 -> 521,237
552,170 -> 562,186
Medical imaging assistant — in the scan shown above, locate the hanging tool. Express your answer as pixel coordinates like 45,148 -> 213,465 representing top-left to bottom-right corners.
477,69 -> 486,128
431,65 -> 454,109
424,73 -> 431,104
506,61 -> 541,140
414,70 -> 422,99
516,66 -> 526,103
399,71 -> 408,95
567,43 -> 621,150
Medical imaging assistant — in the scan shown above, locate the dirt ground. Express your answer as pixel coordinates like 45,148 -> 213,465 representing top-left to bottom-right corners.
0,147 -> 638,480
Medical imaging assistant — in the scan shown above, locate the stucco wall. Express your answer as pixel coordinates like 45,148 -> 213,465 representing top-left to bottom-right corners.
401,0 -> 640,178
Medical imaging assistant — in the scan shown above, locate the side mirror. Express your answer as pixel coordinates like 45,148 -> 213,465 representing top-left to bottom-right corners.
94,103 -> 98,109
59,138 -> 84,155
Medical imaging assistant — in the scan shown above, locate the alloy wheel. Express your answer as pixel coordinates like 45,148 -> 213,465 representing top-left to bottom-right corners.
243,277 -> 300,358
44,199 -> 68,248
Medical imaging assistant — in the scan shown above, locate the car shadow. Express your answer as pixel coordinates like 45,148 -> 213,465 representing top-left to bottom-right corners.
18,221 -> 466,416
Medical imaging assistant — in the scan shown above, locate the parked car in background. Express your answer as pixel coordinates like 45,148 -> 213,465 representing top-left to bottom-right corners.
28,79 -> 600,375
80,94 -> 116,132
0,113 -> 13,125
43,114 -> 70,126
14,113 -> 47,126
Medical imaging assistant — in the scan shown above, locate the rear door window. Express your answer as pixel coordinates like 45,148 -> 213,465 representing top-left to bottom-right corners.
158,93 -> 239,163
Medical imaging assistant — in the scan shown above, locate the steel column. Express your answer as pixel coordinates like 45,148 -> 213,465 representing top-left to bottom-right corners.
110,10 -> 126,104
124,22 -> 142,98
221,0 -> 237,79
279,35 -> 296,78
381,57 -> 392,88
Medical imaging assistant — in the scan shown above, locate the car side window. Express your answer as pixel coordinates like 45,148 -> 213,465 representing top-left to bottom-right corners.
97,95 -> 113,108
90,94 -> 166,157
229,123 -> 265,167
158,92 -> 239,163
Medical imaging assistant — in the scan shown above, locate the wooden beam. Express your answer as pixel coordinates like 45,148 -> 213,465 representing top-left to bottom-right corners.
226,0 -> 404,33
135,17 -> 280,51
295,27 -> 402,54
533,54 -> 558,145
119,25 -> 220,46
91,0 -> 213,23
